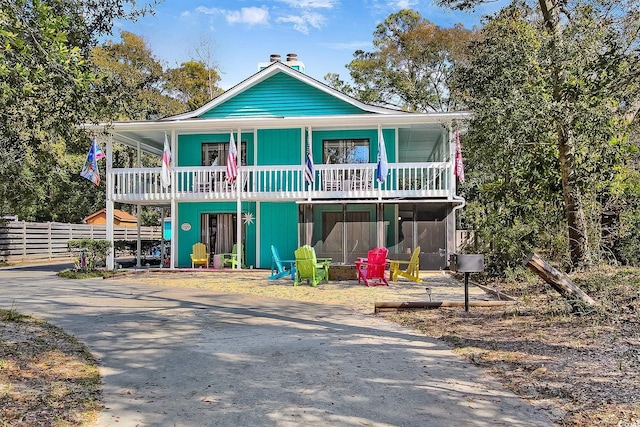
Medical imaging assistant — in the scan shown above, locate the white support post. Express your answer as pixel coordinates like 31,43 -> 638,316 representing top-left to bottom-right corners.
255,202 -> 260,267
170,129 -> 177,269
307,126 -> 313,201
236,127 -> 242,270
106,135 -> 115,270
377,203 -> 384,248
136,204 -> 142,268
378,124 -> 383,201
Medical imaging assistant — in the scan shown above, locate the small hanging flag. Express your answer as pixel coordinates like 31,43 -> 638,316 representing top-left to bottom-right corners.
454,129 -> 465,183
80,138 -> 102,185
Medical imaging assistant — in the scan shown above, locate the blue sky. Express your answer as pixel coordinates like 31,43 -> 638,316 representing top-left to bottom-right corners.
114,0 -> 504,89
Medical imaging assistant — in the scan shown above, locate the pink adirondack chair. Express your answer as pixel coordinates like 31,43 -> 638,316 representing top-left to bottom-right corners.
355,247 -> 389,286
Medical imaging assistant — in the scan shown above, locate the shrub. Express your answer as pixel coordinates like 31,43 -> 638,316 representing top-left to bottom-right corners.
67,239 -> 112,272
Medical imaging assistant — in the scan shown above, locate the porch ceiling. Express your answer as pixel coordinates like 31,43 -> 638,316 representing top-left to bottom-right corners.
87,111 -> 471,155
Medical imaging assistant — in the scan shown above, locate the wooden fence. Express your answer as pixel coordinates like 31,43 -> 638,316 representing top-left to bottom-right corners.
0,221 -> 162,263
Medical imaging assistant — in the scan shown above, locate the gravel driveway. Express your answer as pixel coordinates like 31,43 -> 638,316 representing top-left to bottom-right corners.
0,266 -> 552,426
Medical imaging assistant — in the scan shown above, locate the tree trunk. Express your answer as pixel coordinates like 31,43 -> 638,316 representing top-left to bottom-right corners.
539,0 -> 592,269
558,125 -> 591,268
524,252 -> 595,306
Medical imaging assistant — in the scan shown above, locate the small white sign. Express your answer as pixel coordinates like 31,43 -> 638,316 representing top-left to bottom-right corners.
181,222 -> 191,231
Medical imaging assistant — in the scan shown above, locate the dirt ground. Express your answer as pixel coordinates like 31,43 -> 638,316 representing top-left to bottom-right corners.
115,267 -> 640,427
0,310 -> 102,426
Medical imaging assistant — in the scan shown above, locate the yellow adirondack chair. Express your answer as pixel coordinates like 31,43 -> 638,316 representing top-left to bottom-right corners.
389,246 -> 422,283
294,245 -> 331,287
220,243 -> 244,268
190,242 -> 209,268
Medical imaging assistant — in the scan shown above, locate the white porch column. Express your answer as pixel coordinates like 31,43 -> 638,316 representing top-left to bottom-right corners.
136,140 -> 142,268
170,129 -> 177,269
377,203 -> 385,248
105,134 -> 115,270
255,202 -> 261,267
236,127 -> 242,269
136,204 -> 142,268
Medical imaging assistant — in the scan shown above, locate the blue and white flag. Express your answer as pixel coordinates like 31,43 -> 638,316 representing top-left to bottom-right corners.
376,129 -> 389,183
80,138 -> 103,186
304,131 -> 314,184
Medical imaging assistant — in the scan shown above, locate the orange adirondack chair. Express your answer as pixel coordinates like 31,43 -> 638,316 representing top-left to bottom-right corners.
355,247 -> 389,286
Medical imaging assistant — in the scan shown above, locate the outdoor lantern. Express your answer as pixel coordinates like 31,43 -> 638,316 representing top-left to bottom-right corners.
449,254 -> 485,312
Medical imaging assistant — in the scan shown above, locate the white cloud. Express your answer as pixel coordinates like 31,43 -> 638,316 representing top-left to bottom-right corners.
277,0 -> 337,8
226,6 -> 270,25
394,0 -> 418,8
195,6 -> 218,16
194,6 -> 270,26
277,11 -> 326,34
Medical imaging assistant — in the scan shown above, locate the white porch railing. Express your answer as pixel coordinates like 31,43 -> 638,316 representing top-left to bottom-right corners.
109,162 -> 452,203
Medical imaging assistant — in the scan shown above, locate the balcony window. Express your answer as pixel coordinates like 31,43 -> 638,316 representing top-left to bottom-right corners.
322,139 -> 369,164
202,142 -> 247,166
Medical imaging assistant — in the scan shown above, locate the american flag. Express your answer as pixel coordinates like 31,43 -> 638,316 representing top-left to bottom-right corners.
454,129 -> 465,183
226,132 -> 238,183
304,132 -> 314,184
161,133 -> 171,189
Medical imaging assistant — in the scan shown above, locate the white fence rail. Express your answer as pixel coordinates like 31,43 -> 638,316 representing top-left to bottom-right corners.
0,221 -> 161,263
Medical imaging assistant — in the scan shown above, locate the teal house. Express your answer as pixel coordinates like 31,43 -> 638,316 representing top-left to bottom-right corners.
89,55 -> 470,271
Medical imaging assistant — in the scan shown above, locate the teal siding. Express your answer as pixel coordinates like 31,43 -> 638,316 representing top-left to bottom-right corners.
199,73 -> 366,118
257,128 -> 302,165
259,202 -> 299,269
178,133 -> 255,167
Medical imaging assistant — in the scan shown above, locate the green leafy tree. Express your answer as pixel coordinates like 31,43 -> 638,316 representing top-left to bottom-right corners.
165,60 -> 223,110
454,6 -> 566,272
92,31 -> 186,121
330,9 -> 476,112
0,0 -> 157,221
441,0 -> 640,269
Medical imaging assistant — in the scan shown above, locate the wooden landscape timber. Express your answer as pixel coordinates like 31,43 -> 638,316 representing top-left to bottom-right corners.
524,252 -> 596,307
374,300 -> 516,313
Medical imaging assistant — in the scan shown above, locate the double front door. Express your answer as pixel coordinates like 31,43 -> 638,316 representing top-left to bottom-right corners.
201,213 -> 243,258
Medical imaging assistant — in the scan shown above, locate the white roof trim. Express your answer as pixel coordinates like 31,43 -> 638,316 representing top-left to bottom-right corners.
161,62 -> 404,121
85,112 -> 472,133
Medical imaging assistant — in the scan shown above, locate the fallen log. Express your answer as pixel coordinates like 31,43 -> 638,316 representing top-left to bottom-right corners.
374,300 -> 516,313
524,252 -> 596,307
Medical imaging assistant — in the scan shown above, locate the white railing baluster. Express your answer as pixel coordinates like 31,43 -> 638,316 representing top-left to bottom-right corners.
108,162 -> 452,202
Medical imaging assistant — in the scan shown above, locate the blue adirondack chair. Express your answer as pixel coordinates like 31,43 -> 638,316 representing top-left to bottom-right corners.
268,245 -> 296,280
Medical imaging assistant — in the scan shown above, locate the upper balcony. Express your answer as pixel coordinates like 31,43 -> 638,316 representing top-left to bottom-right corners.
110,162 -> 454,204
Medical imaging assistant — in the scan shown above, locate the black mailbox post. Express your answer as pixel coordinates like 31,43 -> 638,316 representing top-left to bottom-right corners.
449,254 -> 484,311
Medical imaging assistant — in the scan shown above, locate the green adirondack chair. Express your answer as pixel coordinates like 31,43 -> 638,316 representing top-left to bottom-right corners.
220,243 -> 244,269
294,245 -> 331,287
